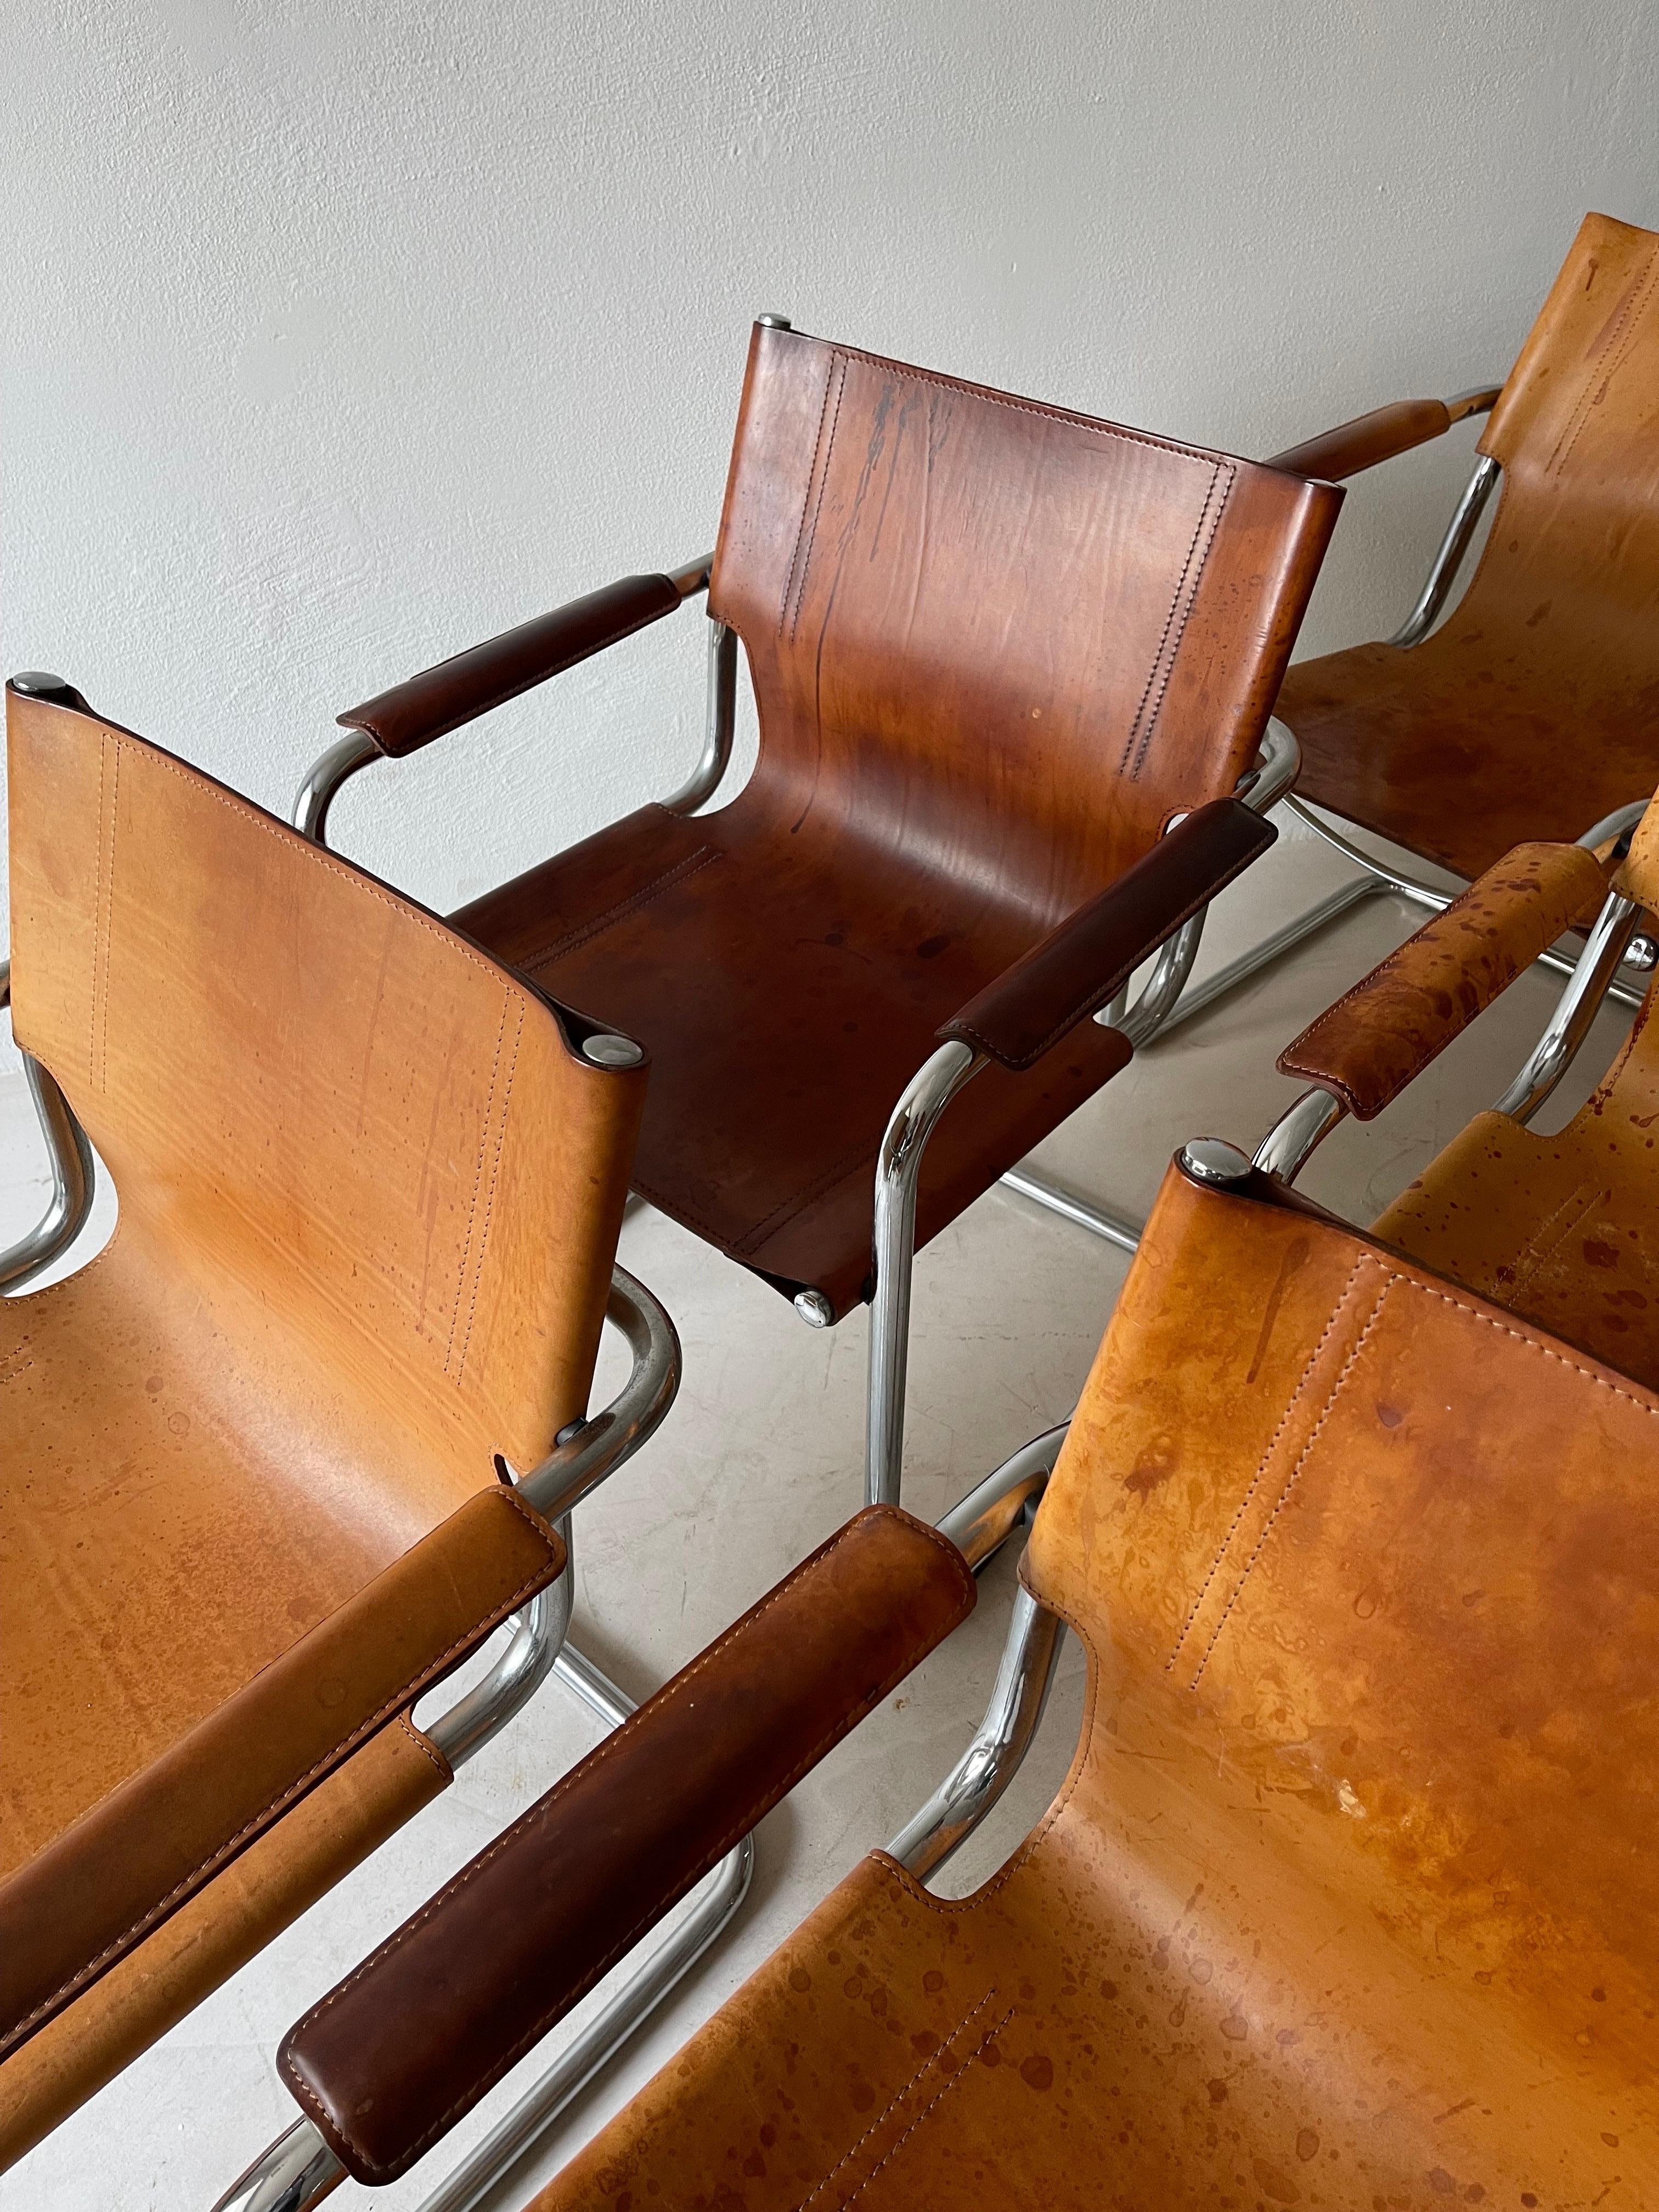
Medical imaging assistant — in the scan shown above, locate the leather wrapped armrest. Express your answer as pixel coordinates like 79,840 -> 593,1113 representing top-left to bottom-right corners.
1278,840 -> 1611,1119
1266,398 -> 1455,483
938,799 -> 1276,1070
276,1504 -> 976,2185
338,573 -> 686,758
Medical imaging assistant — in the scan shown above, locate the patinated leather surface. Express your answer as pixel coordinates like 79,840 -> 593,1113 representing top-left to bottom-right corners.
279,1505 -> 976,2183
340,574 -> 684,757
1279,212 -> 1659,883
0,1487 -> 561,2058
537,1167 -> 1659,2209
1268,395 -> 1453,482
0,1717 -> 448,2170
1278,838 -> 1609,1117
1,694 -> 640,2137
455,326 -> 1340,1317
939,799 -> 1274,1070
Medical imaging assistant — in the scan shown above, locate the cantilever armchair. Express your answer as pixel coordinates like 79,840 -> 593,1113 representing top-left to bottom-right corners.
1255,777 -> 1659,1387
0,676 -> 686,2177
223,1141 -> 1659,2207
297,318 -> 1344,1505
1159,208 -> 1659,1040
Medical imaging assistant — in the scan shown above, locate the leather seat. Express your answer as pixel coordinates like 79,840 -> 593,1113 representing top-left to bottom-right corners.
0,685 -> 641,2164
527,1160 -> 1659,2209
1277,210 -> 1659,884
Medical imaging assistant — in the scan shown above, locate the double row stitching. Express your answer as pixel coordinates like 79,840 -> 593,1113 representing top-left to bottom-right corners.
1167,1253 -> 1373,1671
785,353 -> 848,640
1,1489 -> 561,2057
1548,249 -> 1659,477
450,996 -> 524,1384
518,846 -> 720,974
779,350 -> 843,637
1186,1274 -> 1394,1689
1120,460 -> 1235,782
805,1994 -> 1014,2211
280,1516 -> 975,2177
90,735 -> 120,1090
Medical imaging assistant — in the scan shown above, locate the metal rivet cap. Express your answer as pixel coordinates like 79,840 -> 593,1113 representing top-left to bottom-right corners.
793,1289 -> 833,1328
1178,1138 -> 1252,1186
10,672 -> 86,709
582,1034 -> 644,1068
756,313 -> 793,330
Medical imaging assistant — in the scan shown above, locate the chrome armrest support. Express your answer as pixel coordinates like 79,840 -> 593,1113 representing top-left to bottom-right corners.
1492,888 -> 1645,1125
936,1420 -> 1069,1571
1252,1086 -> 1345,1184
1388,451 -> 1502,648
887,1579 -> 1066,1883
0,961 -> 97,1294
516,1264 -> 681,1523
213,2118 -> 343,2212
1108,718 -> 1299,1051
867,1039 -> 985,1507
659,617 -> 738,816
1446,385 -> 1503,422
296,554 -> 719,851
292,730 -> 381,845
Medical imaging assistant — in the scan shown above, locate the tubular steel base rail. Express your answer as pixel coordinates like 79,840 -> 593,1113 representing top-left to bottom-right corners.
212,1421 -> 1073,2212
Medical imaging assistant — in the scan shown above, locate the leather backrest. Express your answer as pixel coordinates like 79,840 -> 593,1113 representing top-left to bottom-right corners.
710,326 -> 1341,919
1439,212 -> 1659,682
1026,1161 -> 1659,2055
5,691 -> 645,1483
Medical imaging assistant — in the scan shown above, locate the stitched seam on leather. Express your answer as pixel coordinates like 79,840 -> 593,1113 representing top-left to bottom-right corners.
101,735 -> 542,990
808,340 -> 1247,470
280,1513 -> 975,2178
446,997 -> 510,1376
516,845 -> 721,973
729,1125 -> 884,1257
394,1713 -> 453,1783
451,997 -> 523,1383
792,1988 -> 1003,2208
809,1997 -> 1015,2211
2,1492 -> 560,2055
944,827 -> 1267,1069
1548,249 -> 1659,477
1500,1178 -> 1606,1301
1167,1253 -> 1373,1672
784,352 -> 847,641
1187,1273 -> 1394,1689
90,733 -> 120,1092
778,351 -> 839,635
1120,461 -> 1236,783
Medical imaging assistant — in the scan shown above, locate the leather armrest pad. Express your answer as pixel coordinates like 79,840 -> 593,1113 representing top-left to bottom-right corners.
339,574 -> 684,757
1277,840 -> 1611,1119
0,1487 -> 563,2060
1265,398 -> 1452,483
278,1504 -> 977,2184
938,799 -> 1276,1070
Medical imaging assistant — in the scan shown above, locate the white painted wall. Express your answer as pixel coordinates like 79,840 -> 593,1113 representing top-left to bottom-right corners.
4,0 -> 1655,927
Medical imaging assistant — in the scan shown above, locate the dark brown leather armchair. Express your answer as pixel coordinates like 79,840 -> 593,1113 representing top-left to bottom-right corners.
1169,211 -> 1659,1038
222,1143 -> 1659,2208
299,319 -> 1343,1505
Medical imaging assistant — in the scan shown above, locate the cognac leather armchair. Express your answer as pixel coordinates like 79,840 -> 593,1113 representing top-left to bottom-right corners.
224,1145 -> 1659,2207
1260,779 -> 1659,1389
298,318 -> 1345,1505
1171,211 -> 1659,1039
0,676 -> 674,2170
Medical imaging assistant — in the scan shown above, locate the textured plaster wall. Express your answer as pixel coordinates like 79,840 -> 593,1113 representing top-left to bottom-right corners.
3,0 -> 1655,927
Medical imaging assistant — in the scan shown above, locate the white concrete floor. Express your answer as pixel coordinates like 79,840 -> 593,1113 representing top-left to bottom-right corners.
0,816 -> 1637,2212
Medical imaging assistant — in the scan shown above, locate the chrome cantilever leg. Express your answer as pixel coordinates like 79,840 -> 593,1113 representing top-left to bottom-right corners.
0,961 -> 97,1293
866,1039 -> 984,1508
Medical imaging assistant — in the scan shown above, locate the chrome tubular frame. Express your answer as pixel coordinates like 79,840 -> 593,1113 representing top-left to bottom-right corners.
0,961 -> 97,1294
1387,450 -> 1502,648
866,1037 -> 984,1508
1492,888 -> 1645,1125
936,1419 -> 1069,1571
1252,1085 -> 1345,1183
292,556 -> 723,851
996,718 -> 1300,1255
660,616 -> 738,816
